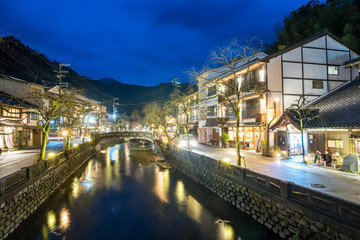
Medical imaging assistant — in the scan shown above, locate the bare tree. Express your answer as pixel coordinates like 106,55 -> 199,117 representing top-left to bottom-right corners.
28,89 -> 70,162
190,37 -> 264,167
143,102 -> 173,143
169,86 -> 196,150
60,92 -> 97,149
285,95 -> 319,163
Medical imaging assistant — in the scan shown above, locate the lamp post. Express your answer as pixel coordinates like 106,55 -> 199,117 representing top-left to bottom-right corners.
112,98 -> 119,132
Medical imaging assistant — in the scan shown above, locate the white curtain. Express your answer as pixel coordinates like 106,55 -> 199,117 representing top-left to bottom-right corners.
0,135 -> 4,149
5,134 -> 14,148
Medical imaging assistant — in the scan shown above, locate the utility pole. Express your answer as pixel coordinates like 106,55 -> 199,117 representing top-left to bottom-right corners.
54,63 -> 70,95
112,98 -> 119,132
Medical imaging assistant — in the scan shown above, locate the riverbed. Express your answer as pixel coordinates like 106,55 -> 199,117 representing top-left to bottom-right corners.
8,143 -> 279,240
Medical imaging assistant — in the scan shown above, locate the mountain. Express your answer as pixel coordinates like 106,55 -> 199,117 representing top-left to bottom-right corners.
266,0 -> 360,53
0,36 -> 194,114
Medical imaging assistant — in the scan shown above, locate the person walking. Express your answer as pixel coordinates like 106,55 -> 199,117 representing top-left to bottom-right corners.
314,150 -> 320,164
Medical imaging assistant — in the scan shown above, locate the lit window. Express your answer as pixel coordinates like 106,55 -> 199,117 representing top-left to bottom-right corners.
328,66 -> 339,75
312,80 -> 323,89
2,108 -> 20,118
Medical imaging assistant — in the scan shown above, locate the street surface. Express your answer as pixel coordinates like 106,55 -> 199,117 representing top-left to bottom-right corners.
0,137 -> 89,178
190,144 -> 360,204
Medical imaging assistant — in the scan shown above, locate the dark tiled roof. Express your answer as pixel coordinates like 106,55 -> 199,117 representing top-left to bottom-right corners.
272,79 -> 360,129
0,92 -> 37,108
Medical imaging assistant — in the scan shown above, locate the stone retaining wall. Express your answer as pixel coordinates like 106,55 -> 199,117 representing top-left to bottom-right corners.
0,137 -> 123,239
156,142 -> 360,240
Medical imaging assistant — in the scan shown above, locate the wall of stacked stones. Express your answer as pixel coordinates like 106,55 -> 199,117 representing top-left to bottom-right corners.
156,142 -> 360,240
0,137 -> 123,239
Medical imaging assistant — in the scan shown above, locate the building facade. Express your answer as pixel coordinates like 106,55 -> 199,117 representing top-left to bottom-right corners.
196,30 -> 359,152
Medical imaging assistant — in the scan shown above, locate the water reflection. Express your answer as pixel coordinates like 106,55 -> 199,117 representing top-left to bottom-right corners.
10,143 -> 279,240
59,208 -> 71,231
46,210 -> 56,231
154,169 -> 170,203
186,195 -> 202,224
215,220 -> 235,240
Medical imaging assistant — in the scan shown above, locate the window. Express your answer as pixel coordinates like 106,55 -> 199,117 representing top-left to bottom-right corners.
312,80 -> 323,89
328,66 -> 339,75
243,69 -> 259,90
200,107 -> 207,119
2,108 -> 21,118
207,85 -> 217,97
242,99 -> 259,119
207,105 -> 217,117
30,112 -> 39,120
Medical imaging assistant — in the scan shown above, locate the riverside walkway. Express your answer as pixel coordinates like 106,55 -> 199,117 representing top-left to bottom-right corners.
1,132 -> 360,204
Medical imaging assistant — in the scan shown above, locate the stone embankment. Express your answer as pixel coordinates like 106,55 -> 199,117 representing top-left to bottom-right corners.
0,136 -> 123,239
155,141 -> 360,240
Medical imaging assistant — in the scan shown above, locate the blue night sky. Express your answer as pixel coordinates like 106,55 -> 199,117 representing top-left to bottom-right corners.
0,0 -> 310,86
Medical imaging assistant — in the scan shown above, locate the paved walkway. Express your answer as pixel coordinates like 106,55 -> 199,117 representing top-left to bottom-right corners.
191,144 -> 360,204
0,137 -> 89,178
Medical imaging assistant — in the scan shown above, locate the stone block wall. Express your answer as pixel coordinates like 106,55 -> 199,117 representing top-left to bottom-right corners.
0,138 -> 123,239
157,143 -> 360,240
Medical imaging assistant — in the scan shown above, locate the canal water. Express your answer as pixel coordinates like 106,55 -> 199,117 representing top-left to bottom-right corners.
9,143 -> 280,240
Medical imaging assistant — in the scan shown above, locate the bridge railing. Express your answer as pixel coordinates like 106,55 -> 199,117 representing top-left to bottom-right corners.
95,131 -> 155,142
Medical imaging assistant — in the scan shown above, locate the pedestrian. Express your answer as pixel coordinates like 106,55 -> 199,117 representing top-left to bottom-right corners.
321,151 -> 332,166
325,152 -> 332,166
314,150 -> 320,164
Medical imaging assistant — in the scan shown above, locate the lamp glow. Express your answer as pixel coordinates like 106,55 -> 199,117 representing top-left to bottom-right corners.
275,153 -> 281,158
48,152 -> 55,157
223,158 -> 231,163
73,143 -> 79,148
62,131 -> 68,137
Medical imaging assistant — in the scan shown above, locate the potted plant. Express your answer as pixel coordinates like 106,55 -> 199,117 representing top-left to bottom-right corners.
222,132 -> 230,148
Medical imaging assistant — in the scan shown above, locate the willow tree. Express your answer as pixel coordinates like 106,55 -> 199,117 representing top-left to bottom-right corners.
143,102 -> 173,143
60,92 -> 96,149
192,37 -> 264,167
28,89 -> 69,162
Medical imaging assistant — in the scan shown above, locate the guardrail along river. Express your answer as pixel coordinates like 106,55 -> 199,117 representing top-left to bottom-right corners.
9,142 -> 279,240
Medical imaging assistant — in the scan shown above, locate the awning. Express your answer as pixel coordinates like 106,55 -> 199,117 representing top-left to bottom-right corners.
205,118 -> 218,127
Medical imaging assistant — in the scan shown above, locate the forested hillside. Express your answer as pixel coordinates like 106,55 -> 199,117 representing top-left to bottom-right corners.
266,0 -> 360,53
0,36 -> 193,114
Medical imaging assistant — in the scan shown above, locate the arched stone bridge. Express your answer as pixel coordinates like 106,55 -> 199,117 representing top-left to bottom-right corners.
94,131 -> 155,144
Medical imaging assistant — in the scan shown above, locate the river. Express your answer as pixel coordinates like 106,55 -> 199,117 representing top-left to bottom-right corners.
9,143 -> 280,240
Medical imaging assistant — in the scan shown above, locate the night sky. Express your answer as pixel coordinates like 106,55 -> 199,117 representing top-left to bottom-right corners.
0,0 -> 310,86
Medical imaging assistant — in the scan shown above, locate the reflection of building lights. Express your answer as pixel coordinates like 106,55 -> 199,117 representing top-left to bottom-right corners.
47,211 -> 56,231
72,177 -> 79,199
59,208 -> 70,231
48,152 -> 55,157
223,223 -> 234,240
176,181 -> 185,204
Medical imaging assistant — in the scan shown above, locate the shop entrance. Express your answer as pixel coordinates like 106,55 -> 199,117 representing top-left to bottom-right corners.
288,133 -> 307,155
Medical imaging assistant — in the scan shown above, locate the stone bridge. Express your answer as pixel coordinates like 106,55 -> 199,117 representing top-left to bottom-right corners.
94,131 -> 155,145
